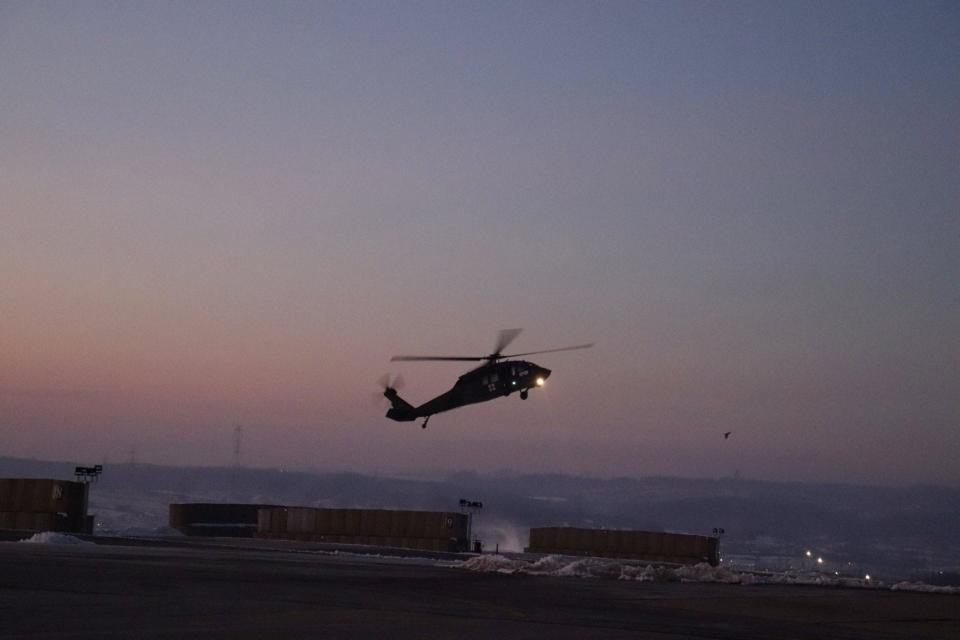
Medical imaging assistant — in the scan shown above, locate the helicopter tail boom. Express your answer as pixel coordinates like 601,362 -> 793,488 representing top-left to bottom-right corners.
384,388 -> 418,422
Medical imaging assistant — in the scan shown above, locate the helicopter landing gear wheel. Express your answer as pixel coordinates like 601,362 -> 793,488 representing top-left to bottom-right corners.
520,390 -> 528,400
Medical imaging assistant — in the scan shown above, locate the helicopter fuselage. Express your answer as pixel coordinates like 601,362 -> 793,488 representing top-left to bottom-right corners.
385,360 -> 551,422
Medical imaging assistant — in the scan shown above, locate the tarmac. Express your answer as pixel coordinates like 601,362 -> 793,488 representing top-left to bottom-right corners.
0,538 -> 957,639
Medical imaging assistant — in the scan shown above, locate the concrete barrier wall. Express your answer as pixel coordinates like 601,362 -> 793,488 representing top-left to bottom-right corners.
256,506 -> 468,551
0,479 -> 89,534
0,478 -> 86,515
526,527 -> 719,565
169,503 -> 277,537
0,512 -> 61,531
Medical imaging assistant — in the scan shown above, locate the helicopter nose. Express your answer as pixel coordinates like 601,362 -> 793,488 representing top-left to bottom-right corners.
535,368 -> 551,386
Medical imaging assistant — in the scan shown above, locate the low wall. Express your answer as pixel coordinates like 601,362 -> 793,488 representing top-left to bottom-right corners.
527,527 -> 719,565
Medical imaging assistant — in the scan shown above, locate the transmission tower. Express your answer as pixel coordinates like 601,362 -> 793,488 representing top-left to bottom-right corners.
232,424 -> 243,469
230,424 -> 243,500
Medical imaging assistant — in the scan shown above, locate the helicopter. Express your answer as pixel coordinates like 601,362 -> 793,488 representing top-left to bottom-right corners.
380,329 -> 593,428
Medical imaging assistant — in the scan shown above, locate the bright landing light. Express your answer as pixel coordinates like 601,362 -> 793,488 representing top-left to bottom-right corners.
536,377 -> 545,387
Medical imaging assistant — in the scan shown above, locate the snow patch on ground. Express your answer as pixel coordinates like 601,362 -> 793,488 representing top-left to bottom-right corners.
891,581 -> 960,594
458,556 -> 958,594
459,554 -> 527,573
19,532 -> 93,545
674,563 -> 743,584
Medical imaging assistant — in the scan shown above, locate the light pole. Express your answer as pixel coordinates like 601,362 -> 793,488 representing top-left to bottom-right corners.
74,465 -> 103,534
459,499 -> 483,552
712,527 -> 725,565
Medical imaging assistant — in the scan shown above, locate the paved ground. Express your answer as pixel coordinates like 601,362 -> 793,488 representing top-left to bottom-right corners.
0,540 -> 956,639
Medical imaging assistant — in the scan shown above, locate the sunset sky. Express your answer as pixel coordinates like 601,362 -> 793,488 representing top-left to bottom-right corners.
2,1 -> 957,484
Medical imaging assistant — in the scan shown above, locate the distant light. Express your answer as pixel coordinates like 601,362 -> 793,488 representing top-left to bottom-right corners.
536,377 -> 545,386
865,574 -> 871,581
805,550 -> 812,557
512,380 -> 516,386
834,571 -> 839,576
817,557 -> 823,565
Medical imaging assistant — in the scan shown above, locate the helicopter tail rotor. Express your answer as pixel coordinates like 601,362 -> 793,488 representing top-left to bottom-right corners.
372,373 -> 405,406
375,374 -> 418,421
377,373 -> 405,392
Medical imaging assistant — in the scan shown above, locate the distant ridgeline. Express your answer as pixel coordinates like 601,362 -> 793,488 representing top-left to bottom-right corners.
1,456 -> 957,578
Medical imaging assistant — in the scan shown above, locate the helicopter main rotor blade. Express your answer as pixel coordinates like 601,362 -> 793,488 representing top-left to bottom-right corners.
493,328 -> 523,356
500,343 -> 595,358
390,355 -> 485,362
392,329 -> 524,364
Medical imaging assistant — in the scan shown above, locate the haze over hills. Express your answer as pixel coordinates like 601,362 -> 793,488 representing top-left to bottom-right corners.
1,456 -> 957,581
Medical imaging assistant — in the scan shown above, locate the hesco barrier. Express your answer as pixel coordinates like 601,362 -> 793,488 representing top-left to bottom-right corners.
526,527 -> 719,566
169,503 -> 276,537
0,478 -> 86,513
256,507 -> 469,552
0,478 -> 90,534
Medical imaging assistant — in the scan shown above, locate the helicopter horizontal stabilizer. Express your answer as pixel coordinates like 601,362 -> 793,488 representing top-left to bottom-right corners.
384,388 -> 418,422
